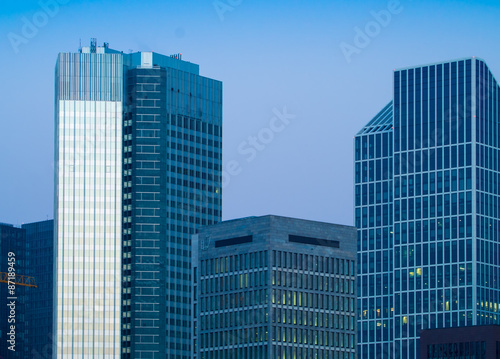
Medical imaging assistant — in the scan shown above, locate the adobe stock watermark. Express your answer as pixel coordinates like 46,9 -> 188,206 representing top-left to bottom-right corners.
7,0 -> 70,54
222,106 -> 295,188
340,0 -> 403,64
213,0 -> 243,21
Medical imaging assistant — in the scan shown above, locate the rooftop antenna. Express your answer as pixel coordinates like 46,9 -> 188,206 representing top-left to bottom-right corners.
78,38 -> 82,53
90,37 -> 97,53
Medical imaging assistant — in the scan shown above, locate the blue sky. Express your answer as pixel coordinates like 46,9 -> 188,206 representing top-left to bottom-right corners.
1,0 -> 500,226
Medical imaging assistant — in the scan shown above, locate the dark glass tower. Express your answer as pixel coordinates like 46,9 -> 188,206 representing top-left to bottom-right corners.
121,53 -> 222,358
23,219 -> 54,359
0,223 -> 27,359
355,58 -> 500,358
0,220 -> 54,359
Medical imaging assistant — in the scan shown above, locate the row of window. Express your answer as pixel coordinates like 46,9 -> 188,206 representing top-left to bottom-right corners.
272,307 -> 355,331
394,288 -> 473,314
276,259 -> 356,288
357,228 -> 393,252
200,290 -> 267,312
199,308 -> 267,330
273,289 -> 355,311
166,129 -> 221,148
198,346 -> 354,359
393,217 -> 473,245
392,240 -> 472,268
394,193 -> 472,222
355,132 -> 392,161
475,60 -> 499,148
273,270 -> 354,292
199,329 -> 356,350
273,251 -> 355,276
201,271 -> 267,294
272,327 -> 356,349
168,114 -> 221,137
201,251 -> 268,276
199,327 -> 267,348
394,264 -> 473,291
359,312 -> 475,345
476,144 -> 500,172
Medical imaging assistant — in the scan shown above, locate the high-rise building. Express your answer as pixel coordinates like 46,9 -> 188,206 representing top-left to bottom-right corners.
192,215 -> 357,358
0,222 -> 28,359
55,42 -> 124,357
23,219 -> 54,359
0,220 -> 54,359
54,39 -> 222,358
121,50 -> 222,359
355,58 -> 500,358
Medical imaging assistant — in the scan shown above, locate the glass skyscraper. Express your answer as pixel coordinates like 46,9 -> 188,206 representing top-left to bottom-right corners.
120,52 -> 222,358
0,219 -> 54,358
192,215 -> 357,358
55,42 -> 124,357
0,223 -> 27,359
54,40 -> 222,358
355,58 -> 500,358
23,219 -> 54,358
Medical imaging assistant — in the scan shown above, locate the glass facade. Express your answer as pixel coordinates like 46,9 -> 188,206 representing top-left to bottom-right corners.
120,53 -> 222,358
0,223 -> 27,359
0,220 -> 54,358
193,215 -> 357,359
23,219 -> 54,358
355,58 -> 500,358
55,50 -> 123,357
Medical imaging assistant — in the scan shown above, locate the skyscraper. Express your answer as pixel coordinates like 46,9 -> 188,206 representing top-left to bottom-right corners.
192,215 -> 357,358
55,41 -> 123,357
355,58 -> 500,358
23,219 -> 54,358
121,51 -> 222,359
0,223 -> 27,359
54,40 -> 222,358
0,219 -> 54,359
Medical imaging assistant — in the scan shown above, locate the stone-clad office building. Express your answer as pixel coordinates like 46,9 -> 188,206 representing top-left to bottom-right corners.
192,215 -> 357,359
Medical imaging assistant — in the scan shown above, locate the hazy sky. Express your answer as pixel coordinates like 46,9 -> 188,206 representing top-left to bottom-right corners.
1,0 -> 500,226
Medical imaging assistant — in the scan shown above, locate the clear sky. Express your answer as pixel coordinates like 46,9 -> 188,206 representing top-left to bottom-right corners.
1,0 -> 499,226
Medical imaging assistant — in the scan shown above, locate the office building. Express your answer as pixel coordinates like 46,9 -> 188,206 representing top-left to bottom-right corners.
420,325 -> 500,358
0,223 -> 27,359
355,58 -> 500,358
55,41 -> 123,357
23,219 -> 54,359
54,39 -> 222,358
121,48 -> 222,358
192,215 -> 357,358
0,220 -> 54,359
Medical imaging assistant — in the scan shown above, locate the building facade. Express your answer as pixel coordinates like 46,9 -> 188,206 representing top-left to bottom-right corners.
420,325 -> 500,359
355,58 -> 500,358
121,52 -> 222,358
192,215 -> 357,359
0,220 -> 54,359
55,42 -> 124,357
0,223 -> 28,359
55,40 -> 222,358
23,219 -> 54,359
